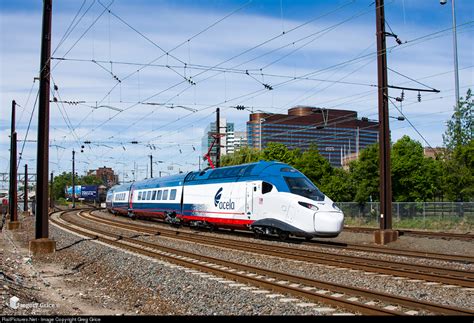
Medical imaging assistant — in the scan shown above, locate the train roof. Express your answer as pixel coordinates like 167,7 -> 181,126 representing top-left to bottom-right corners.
108,182 -> 134,193
108,161 -> 303,191
132,173 -> 188,190
184,160 -> 297,184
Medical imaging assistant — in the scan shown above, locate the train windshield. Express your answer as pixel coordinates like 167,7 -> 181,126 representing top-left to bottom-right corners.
284,177 -> 325,201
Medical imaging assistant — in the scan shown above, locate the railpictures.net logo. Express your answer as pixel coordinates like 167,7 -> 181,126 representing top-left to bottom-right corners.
8,296 -> 56,310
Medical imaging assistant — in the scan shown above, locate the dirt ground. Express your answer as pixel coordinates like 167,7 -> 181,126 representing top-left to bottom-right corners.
2,219 -> 124,316
1,213 -> 179,316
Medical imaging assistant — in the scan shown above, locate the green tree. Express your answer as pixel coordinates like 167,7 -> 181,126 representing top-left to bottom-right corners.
52,172 -> 73,200
349,143 -> 379,204
52,172 -> 103,200
261,142 -> 301,165
293,144 -> 332,189
443,139 -> 474,201
424,155 -> 444,202
80,175 -> 103,186
391,136 -> 427,201
321,167 -> 354,202
221,146 -> 262,166
441,89 -> 474,201
442,89 -> 473,150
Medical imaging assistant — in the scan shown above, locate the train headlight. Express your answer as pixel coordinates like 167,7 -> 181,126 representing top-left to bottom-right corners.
298,201 -> 319,211
332,203 -> 341,212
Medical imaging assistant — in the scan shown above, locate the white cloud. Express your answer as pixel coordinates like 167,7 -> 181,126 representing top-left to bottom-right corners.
1,1 -> 472,183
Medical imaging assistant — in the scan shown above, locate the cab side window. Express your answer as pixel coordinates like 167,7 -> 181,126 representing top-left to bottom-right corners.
262,182 -> 273,194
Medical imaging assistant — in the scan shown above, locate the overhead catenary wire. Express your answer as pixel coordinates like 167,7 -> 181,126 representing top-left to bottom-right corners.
68,0 -> 394,146
98,0 -> 363,140
93,0 -> 253,106
388,97 -> 434,150
17,90 -> 40,170
52,0 -> 115,72
74,0 -> 264,138
52,0 -> 91,57
39,1 -> 472,172
51,86 -> 462,170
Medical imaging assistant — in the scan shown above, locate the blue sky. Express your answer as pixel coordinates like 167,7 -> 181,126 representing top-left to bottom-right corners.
1,0 -> 473,186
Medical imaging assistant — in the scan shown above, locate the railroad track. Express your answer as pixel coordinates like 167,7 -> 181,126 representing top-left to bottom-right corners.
344,226 -> 474,242
82,210 -> 474,288
91,209 -> 474,264
91,206 -> 473,263
51,209 -> 473,315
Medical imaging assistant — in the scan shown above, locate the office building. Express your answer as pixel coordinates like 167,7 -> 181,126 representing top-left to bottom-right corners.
247,106 -> 379,167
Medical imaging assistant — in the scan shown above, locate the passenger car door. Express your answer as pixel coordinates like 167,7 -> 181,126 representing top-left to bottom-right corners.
245,182 -> 257,219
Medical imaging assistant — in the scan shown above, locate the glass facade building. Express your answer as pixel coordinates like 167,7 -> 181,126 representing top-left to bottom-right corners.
247,106 -> 379,168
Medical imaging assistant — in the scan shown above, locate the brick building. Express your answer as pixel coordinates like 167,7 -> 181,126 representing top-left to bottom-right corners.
88,167 -> 119,188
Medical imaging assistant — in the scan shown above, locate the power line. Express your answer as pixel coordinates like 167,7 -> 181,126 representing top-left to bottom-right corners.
388,97 -> 433,150
45,3 -> 474,170
17,90 -> 40,169
52,0 -> 115,72
52,0 -> 91,56
56,1 -> 395,145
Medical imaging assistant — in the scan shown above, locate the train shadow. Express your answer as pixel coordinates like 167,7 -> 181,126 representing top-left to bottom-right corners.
56,236 -> 98,252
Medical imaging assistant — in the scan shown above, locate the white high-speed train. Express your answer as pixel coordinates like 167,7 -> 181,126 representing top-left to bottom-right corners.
106,161 -> 344,240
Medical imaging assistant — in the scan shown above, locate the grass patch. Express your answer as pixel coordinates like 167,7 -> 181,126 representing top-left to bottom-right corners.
344,215 -> 473,233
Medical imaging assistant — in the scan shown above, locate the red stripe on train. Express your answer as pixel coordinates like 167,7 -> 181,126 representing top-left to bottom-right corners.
179,215 -> 253,226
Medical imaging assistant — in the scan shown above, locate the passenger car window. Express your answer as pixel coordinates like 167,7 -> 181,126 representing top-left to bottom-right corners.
156,190 -> 162,200
162,190 -> 168,200
170,189 -> 177,200
152,190 -> 156,200
138,192 -> 142,200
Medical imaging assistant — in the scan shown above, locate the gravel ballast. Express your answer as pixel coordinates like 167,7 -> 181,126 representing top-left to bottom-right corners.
1,210 -> 473,316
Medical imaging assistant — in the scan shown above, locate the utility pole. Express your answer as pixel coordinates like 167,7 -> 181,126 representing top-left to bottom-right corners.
7,132 -> 19,230
30,0 -> 56,254
7,100 -> 15,219
49,172 -> 54,210
23,164 -> 29,216
150,154 -> 153,178
446,0 -> 460,107
440,0 -> 460,124
72,150 -> 75,209
374,0 -> 397,244
215,108 -> 221,168
7,99 -> 20,229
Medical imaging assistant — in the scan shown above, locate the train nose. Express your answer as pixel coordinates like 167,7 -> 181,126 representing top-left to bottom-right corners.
313,211 -> 344,236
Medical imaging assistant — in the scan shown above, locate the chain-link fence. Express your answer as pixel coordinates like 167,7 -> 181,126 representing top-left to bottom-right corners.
336,202 -> 474,232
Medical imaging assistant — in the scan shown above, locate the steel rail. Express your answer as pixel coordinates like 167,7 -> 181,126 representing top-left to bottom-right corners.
82,211 -> 474,288
57,210 -> 473,315
344,226 -> 474,242
51,210 -> 396,315
98,209 -> 474,263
